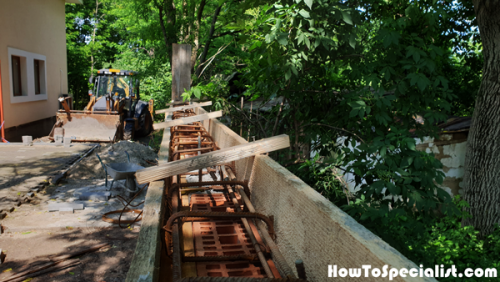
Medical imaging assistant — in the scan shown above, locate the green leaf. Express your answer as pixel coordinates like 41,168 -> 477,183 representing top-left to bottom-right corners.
291,65 -> 298,75
238,35 -> 250,44
414,157 -> 423,169
341,10 -> 353,25
417,75 -> 428,92
299,9 -> 310,18
349,109 -> 358,118
349,34 -> 356,49
413,51 -> 420,63
298,32 -> 305,45
304,36 -> 311,49
193,87 -> 201,99
285,69 -> 292,80
407,140 -> 416,151
401,157 -> 414,167
380,146 -> 387,157
304,0 -> 313,9
277,33 -> 288,46
439,76 -> 449,89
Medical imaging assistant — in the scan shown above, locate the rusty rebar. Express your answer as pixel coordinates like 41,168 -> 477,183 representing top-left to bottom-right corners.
235,187 -> 295,278
182,255 -> 259,262
163,211 -> 275,238
221,167 -> 275,278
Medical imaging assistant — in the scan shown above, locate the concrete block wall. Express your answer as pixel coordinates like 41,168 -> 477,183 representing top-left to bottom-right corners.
204,112 -> 435,282
416,133 -> 468,196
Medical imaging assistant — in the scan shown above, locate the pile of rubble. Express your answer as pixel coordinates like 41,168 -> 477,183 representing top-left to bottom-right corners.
68,141 -> 158,180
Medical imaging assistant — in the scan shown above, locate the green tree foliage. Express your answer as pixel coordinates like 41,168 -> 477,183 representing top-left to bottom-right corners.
65,0 -> 490,272
66,0 -> 122,109
220,0 -> 468,220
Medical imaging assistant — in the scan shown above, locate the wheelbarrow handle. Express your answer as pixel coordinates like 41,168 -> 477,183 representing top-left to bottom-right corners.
125,150 -> 130,163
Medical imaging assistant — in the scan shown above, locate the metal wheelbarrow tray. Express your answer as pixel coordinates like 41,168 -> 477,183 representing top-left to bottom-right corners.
106,163 -> 144,194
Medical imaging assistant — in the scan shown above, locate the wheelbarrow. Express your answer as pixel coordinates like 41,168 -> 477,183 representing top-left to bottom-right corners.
96,151 -> 144,196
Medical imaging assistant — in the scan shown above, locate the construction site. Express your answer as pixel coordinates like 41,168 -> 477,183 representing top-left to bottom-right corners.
0,44 -> 435,282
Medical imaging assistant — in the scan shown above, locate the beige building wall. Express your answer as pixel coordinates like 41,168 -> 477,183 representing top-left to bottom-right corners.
0,0 -> 71,128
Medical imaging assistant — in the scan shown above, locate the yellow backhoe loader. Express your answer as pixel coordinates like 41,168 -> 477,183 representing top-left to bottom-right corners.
50,69 -> 153,142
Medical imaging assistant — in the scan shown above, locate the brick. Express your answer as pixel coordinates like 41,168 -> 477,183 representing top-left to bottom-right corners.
76,192 -> 110,202
47,202 -> 84,212
197,261 -> 265,278
59,207 -> 74,214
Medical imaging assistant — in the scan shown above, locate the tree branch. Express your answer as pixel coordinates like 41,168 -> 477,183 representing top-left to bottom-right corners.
303,123 -> 366,144
195,5 -> 222,77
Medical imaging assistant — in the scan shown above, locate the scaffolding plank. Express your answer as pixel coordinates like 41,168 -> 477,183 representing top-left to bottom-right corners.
153,111 -> 222,130
135,134 -> 290,184
156,101 -> 213,114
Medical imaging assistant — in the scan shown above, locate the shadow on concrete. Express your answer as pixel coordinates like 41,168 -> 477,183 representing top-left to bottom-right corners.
0,153 -> 80,190
0,226 -> 139,282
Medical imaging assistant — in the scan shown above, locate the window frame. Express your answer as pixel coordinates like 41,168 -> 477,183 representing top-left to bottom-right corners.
11,55 -> 22,97
34,59 -> 41,95
8,47 -> 47,103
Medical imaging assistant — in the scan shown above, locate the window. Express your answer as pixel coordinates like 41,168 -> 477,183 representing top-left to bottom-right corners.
8,47 -> 47,103
34,60 -> 41,94
11,56 -> 22,96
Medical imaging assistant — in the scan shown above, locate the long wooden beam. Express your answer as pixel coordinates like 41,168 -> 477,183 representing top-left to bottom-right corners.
165,99 -> 210,106
156,101 -> 212,114
153,111 -> 222,130
135,134 -> 290,184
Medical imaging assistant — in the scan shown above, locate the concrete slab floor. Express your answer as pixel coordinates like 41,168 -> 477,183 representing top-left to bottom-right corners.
0,141 -> 155,281
1,178 -> 147,233
0,144 -> 91,189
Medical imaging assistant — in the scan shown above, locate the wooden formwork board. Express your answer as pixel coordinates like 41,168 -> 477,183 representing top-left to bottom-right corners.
135,134 -> 290,184
156,101 -> 213,114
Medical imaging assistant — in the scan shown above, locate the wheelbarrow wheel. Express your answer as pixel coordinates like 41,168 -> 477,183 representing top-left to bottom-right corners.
124,121 -> 134,140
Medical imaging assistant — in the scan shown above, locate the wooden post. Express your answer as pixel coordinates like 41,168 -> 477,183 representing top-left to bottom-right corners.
172,44 -> 192,102
240,97 -> 243,137
247,101 -> 252,141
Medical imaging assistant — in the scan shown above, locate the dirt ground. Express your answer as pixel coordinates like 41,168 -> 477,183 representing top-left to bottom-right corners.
0,134 -> 161,282
0,227 -> 139,282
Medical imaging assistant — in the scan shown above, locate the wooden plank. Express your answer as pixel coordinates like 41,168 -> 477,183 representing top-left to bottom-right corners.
135,134 -> 290,184
165,99 -> 209,106
125,180 -> 164,282
156,101 -> 213,114
153,111 -> 222,130
171,44 -> 192,102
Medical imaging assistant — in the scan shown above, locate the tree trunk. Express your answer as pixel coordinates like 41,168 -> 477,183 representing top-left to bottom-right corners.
158,0 -> 177,62
195,5 -> 222,77
462,0 -> 500,236
90,0 -> 99,78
